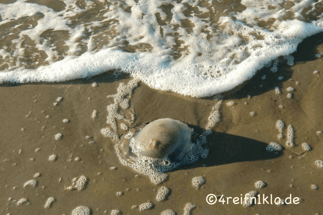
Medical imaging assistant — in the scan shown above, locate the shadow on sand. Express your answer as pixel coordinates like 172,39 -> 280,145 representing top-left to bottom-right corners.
169,124 -> 283,172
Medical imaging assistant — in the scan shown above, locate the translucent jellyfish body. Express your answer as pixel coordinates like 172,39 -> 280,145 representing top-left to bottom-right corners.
115,118 -> 208,184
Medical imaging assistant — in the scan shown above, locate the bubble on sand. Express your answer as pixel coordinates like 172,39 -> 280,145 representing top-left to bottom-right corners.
115,118 -> 208,184
249,111 -> 256,116
317,131 -> 323,135
310,184 -> 318,190
91,82 -> 97,88
161,209 -> 176,215
54,133 -> 63,140
91,110 -> 97,119
71,206 -> 91,215
286,125 -> 294,147
139,202 -> 154,211
275,86 -> 281,95
315,160 -> 323,168
287,93 -> 293,99
266,142 -> 282,152
286,87 -> 295,92
276,120 -> 285,133
116,191 -> 123,196
302,143 -> 311,151
156,186 -> 170,202
48,154 -> 57,162
192,176 -> 205,190
23,179 -> 38,188
44,197 -> 55,209
56,97 -> 63,102
17,198 -> 30,206
275,120 -> 284,140
243,191 -> 258,207
205,98 -> 222,132
110,210 -> 122,215
254,180 -> 267,189
183,202 -> 196,215
226,101 -> 235,106
120,123 -> 128,131
33,173 -> 41,178
101,127 -> 118,140
313,70 -> 319,74
63,119 -> 70,123
66,175 -> 88,191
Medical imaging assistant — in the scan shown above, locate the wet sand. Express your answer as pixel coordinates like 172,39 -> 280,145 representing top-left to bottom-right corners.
1,35 -> 323,215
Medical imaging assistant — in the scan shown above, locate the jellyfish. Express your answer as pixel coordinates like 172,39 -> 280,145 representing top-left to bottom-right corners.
114,118 -> 209,184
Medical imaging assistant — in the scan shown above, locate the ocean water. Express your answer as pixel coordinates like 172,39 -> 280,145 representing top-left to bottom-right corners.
0,0 -> 322,97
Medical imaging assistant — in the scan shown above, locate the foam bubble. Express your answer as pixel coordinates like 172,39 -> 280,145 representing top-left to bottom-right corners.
191,176 -> 205,190
23,179 -> 38,188
156,186 -> 170,202
311,184 -> 319,190
71,206 -> 91,215
249,111 -> 256,116
286,87 -> 295,92
301,142 -> 311,151
54,133 -> 63,140
17,198 -> 30,206
254,180 -> 267,189
66,175 -> 88,191
44,197 -> 55,209
139,202 -> 154,211
286,125 -> 295,147
266,142 -> 283,152
161,209 -> 176,215
205,99 -> 222,131
276,120 -> 285,134
110,210 -> 122,215
243,191 -> 258,208
33,173 -> 41,178
48,154 -> 57,162
226,101 -> 235,107
315,160 -> 323,168
91,110 -> 97,119
183,202 -> 196,215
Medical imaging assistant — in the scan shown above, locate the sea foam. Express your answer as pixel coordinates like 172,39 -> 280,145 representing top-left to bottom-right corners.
0,0 -> 323,97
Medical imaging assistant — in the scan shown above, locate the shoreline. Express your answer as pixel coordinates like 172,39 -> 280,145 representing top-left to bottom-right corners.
0,36 -> 323,215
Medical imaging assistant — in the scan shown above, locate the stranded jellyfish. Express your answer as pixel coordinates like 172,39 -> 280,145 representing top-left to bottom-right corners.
115,118 -> 209,184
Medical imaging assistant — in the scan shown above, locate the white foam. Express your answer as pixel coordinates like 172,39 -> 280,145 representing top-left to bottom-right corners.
44,197 -> 55,209
156,186 -> 170,202
0,0 -> 322,97
286,124 -> 295,147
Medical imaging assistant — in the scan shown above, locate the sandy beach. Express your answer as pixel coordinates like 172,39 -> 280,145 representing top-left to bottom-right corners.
0,31 -> 323,215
